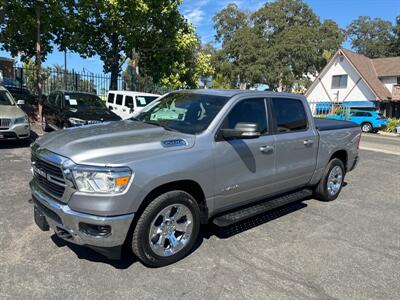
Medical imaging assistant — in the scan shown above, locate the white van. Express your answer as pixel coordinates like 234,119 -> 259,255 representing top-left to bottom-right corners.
106,91 -> 160,119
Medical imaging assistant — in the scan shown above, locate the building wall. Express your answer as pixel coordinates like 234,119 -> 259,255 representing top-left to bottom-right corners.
380,76 -> 398,94
307,55 -> 376,103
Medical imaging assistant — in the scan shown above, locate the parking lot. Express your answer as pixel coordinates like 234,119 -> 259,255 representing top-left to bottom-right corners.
0,133 -> 399,300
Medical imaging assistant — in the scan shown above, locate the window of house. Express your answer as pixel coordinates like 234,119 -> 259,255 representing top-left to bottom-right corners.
332,75 -> 348,89
271,98 -> 308,133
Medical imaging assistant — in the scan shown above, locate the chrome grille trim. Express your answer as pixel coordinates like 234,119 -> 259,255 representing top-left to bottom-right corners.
0,118 -> 12,129
31,148 -> 68,200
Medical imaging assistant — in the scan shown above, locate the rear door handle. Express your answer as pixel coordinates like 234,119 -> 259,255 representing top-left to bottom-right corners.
260,145 -> 274,154
303,139 -> 314,146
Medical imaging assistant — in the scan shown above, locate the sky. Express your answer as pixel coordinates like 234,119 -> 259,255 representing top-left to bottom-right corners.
1,0 -> 399,74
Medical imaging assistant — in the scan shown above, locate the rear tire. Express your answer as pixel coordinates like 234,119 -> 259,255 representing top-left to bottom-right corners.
314,158 -> 345,202
131,191 -> 200,267
361,122 -> 372,133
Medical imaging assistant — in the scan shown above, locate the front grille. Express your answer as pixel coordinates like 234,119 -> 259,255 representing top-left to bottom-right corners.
0,118 -> 11,129
32,153 -> 66,200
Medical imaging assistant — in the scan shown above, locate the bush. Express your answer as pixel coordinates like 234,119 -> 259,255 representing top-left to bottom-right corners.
385,118 -> 400,133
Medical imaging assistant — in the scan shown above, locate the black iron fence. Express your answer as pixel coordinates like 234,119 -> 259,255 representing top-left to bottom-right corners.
0,65 -> 171,100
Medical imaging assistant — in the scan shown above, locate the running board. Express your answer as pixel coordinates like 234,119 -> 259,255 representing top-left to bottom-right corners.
213,189 -> 312,227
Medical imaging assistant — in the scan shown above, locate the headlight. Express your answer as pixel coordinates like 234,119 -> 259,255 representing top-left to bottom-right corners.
14,115 -> 29,124
71,167 -> 132,194
68,117 -> 86,126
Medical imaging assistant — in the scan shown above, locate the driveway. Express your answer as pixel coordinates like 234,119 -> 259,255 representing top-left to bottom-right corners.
0,133 -> 399,299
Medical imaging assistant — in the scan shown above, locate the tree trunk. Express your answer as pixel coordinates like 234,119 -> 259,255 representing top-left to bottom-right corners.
36,3 -> 43,124
109,35 -> 120,90
109,61 -> 119,90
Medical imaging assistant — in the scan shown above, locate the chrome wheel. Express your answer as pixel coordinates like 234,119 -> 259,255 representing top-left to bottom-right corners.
148,204 -> 194,257
362,123 -> 372,133
327,166 -> 343,196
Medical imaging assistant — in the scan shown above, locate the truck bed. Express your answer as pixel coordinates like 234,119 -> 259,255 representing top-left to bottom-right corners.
314,118 -> 359,131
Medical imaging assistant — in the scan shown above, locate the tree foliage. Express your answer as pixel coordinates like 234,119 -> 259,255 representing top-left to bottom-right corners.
213,0 -> 344,91
346,16 -> 396,58
0,0 -> 63,60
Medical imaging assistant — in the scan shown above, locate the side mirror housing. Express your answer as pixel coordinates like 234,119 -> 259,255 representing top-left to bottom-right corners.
17,100 -> 25,105
221,122 -> 261,140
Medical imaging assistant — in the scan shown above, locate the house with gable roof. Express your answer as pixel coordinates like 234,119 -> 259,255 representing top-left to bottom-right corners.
306,48 -> 400,118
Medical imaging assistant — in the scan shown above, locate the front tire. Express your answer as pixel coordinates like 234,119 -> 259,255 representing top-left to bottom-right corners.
314,158 -> 345,202
131,191 -> 200,267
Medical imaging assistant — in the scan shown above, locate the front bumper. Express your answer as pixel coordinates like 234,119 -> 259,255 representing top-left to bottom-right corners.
31,179 -> 134,248
0,123 -> 30,140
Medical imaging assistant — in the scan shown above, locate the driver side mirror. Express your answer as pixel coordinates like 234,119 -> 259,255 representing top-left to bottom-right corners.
221,122 -> 261,140
17,100 -> 25,106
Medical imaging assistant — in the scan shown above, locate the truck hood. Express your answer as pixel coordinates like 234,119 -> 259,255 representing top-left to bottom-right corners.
34,120 -> 195,166
0,105 -> 25,119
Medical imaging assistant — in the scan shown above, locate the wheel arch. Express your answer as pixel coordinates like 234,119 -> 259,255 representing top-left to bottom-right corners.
330,149 -> 348,171
135,180 -> 209,225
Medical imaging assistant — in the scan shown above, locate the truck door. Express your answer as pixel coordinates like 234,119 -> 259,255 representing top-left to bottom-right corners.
270,97 -> 318,190
213,97 -> 276,212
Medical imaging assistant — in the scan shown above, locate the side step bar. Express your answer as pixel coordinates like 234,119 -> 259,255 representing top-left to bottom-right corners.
213,189 -> 312,227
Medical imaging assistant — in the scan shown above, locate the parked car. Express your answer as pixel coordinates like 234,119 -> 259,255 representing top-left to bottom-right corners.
0,85 -> 30,140
327,109 -> 387,133
106,90 -> 160,119
30,90 -> 361,267
3,85 -> 38,119
42,91 -> 121,131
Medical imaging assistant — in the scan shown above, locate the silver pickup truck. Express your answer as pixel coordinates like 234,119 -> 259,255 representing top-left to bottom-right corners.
30,90 -> 361,267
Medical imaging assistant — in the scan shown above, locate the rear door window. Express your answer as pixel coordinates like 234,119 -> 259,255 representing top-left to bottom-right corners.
271,98 -> 308,133
107,93 -> 115,104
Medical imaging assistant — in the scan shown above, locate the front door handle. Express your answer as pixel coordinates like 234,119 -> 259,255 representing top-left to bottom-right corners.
303,139 -> 314,146
260,145 -> 274,154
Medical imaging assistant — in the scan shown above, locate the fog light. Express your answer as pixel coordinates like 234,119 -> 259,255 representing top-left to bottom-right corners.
79,223 -> 111,237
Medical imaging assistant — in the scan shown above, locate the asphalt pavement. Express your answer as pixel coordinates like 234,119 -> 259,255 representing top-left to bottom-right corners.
0,132 -> 399,299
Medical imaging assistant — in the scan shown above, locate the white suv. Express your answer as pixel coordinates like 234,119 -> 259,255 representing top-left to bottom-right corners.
106,91 -> 160,119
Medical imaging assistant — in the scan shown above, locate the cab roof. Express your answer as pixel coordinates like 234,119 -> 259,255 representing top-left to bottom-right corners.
174,89 -> 305,99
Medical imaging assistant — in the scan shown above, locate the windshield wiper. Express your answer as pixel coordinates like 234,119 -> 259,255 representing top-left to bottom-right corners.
142,120 -> 179,132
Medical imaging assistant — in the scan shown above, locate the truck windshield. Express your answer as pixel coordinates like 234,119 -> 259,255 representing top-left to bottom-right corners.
0,90 -> 16,106
134,93 -> 230,134
64,93 -> 107,110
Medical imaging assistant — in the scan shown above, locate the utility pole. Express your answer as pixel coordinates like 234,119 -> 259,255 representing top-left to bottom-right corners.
36,0 -> 43,124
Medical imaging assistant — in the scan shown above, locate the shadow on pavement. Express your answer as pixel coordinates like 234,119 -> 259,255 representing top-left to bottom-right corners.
49,201 -> 308,269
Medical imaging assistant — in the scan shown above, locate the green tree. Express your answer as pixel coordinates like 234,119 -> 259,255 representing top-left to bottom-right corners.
0,0 -> 63,60
391,16 -> 400,56
346,16 -> 395,58
58,0 -> 195,90
213,0 -> 343,91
